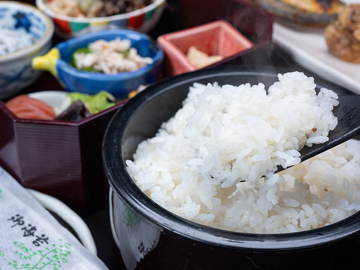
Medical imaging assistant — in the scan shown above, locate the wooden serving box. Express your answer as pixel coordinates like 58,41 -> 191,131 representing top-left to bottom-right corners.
0,100 -> 124,212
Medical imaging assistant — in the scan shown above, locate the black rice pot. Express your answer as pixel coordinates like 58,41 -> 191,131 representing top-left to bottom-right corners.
103,66 -> 360,270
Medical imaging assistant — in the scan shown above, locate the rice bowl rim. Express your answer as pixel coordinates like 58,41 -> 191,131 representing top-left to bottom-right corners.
36,0 -> 165,24
0,1 -> 54,63
103,66 -> 360,250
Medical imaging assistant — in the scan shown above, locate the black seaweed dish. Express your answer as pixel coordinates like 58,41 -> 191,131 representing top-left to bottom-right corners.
103,66 -> 360,270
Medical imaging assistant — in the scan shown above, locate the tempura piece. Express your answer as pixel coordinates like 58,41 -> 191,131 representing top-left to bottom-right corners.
325,4 -> 360,63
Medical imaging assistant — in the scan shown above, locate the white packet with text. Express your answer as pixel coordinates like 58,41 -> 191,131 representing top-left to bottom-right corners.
0,167 -> 109,270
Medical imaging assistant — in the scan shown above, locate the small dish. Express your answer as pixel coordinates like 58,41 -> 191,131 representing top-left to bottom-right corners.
0,1 -> 54,99
32,29 -> 164,100
28,90 -> 68,107
273,16 -> 360,94
27,188 -> 97,255
157,20 -> 253,76
36,0 -> 166,39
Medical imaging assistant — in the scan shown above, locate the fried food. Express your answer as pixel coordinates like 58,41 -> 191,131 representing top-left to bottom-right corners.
325,4 -> 360,63
281,0 -> 343,13
245,0 -> 345,27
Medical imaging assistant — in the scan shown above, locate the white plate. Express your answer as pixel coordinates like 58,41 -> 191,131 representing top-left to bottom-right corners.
28,90 -> 71,116
28,90 -> 67,107
273,0 -> 360,94
27,188 -> 97,256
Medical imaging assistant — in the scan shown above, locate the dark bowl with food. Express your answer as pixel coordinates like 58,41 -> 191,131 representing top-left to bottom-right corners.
103,66 -> 360,269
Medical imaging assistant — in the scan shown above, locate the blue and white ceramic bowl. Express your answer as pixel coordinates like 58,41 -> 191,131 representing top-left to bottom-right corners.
32,29 -> 164,100
0,1 -> 54,99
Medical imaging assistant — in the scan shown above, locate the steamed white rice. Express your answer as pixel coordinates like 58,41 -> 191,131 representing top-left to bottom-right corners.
126,72 -> 360,233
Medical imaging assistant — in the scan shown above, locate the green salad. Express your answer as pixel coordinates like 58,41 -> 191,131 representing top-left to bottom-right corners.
67,91 -> 116,115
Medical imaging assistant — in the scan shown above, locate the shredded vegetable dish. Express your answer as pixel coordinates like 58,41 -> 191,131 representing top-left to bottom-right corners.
71,38 -> 153,74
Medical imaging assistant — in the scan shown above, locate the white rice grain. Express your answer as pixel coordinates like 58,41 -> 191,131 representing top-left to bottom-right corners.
126,72 -> 360,234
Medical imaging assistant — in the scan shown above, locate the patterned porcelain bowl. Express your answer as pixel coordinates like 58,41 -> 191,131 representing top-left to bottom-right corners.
0,1 -> 54,100
36,0 -> 166,39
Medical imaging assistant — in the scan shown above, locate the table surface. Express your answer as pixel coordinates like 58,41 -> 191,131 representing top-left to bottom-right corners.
78,43 -> 352,270
16,46 -> 301,270
46,43 -> 348,270
3,1 -> 353,269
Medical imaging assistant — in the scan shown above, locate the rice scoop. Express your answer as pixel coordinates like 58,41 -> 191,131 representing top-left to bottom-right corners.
125,72 -> 357,234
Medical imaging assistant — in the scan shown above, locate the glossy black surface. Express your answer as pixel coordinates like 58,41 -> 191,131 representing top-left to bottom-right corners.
103,66 -> 360,269
298,95 -> 360,163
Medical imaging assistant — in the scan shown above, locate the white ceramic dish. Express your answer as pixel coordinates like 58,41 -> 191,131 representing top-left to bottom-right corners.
28,90 -> 72,116
273,0 -> 360,94
27,188 -> 97,255
28,90 -> 67,107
